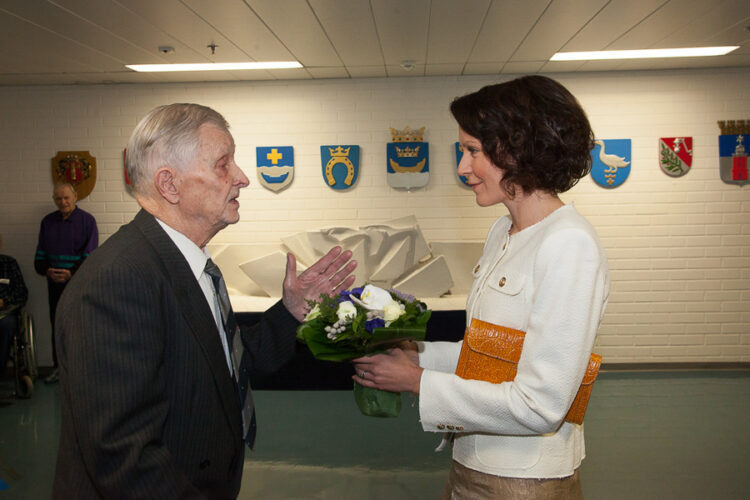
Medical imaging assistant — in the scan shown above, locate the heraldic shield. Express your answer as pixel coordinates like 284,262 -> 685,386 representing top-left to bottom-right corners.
257,146 -> 294,192
321,145 -> 360,190
659,137 -> 692,177
590,139 -> 631,189
51,151 -> 97,200
454,142 -> 470,187
387,127 -> 429,190
719,134 -> 749,186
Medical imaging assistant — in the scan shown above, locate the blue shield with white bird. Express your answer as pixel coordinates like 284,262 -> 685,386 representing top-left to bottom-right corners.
321,145 -> 360,190
591,139 -> 631,188
257,146 -> 294,192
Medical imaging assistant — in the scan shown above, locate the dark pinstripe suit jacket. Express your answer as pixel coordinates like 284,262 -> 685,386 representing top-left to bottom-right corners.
52,209 -> 299,499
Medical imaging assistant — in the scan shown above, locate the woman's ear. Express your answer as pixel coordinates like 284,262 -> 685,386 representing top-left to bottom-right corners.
154,167 -> 180,204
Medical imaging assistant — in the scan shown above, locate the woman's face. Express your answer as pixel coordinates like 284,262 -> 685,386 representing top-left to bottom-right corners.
457,127 -> 510,207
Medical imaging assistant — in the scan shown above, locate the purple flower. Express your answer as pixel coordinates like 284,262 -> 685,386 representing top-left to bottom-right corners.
365,317 -> 385,333
389,288 -> 415,303
339,287 -> 365,303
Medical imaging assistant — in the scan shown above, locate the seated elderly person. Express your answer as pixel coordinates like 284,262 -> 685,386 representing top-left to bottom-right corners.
0,233 -> 29,402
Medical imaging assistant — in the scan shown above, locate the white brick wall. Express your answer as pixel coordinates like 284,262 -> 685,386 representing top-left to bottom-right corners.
1,68 -> 749,365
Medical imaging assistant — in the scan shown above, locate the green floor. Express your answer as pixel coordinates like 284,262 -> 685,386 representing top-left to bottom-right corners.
1,370 -> 749,499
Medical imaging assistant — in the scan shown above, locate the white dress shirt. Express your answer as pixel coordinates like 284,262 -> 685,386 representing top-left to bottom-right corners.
155,218 -> 234,375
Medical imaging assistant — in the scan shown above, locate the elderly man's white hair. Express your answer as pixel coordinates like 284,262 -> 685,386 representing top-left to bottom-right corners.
126,103 -> 230,195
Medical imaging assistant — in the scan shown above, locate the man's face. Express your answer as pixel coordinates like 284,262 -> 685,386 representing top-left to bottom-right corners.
53,185 -> 77,218
177,124 -> 249,244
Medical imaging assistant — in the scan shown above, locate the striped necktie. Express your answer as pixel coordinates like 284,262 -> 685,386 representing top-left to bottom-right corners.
204,258 -> 256,448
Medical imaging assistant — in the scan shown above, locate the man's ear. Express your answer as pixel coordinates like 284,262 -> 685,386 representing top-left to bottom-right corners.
154,167 -> 180,204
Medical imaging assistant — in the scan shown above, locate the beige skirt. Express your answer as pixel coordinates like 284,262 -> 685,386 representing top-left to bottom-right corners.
441,460 -> 583,500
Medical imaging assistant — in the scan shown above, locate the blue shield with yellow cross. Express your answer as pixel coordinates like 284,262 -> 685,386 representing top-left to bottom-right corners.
321,145 -> 360,190
257,146 -> 294,192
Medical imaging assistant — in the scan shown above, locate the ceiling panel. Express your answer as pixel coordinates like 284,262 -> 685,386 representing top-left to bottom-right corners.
607,0 -> 716,50
560,0 -> 669,51
468,0 -> 551,64
426,0 -> 489,64
0,0 -> 747,86
244,0 -> 339,67
309,0 -> 383,67
180,0 -> 295,62
118,0 -> 248,62
51,0 -> 203,64
511,0 -> 609,61
370,0 -> 430,65
0,7 -> 122,73
655,0 -> 750,47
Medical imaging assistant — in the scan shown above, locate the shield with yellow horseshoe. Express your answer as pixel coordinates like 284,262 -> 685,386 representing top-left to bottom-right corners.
321,145 -> 359,190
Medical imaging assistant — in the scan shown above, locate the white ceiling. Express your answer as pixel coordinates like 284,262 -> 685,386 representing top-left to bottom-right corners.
1,0 -> 749,86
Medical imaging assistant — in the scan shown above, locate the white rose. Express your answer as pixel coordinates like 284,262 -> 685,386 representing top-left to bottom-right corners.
382,301 -> 405,322
358,285 -> 394,310
336,301 -> 357,323
305,304 -> 321,321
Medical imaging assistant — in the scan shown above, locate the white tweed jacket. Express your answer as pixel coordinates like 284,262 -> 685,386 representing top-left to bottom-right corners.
418,204 -> 610,478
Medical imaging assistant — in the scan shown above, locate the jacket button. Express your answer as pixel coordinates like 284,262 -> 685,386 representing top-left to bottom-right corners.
437,424 -> 445,430
447,425 -> 455,430
499,277 -> 506,287
473,264 -> 480,273
456,426 -> 464,431
200,459 -> 210,470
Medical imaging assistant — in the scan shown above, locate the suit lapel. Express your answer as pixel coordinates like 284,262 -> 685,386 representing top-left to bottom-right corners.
133,210 -> 243,437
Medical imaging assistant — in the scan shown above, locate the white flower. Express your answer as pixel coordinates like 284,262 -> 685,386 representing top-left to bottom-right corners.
383,301 -> 405,322
305,304 -> 321,321
336,301 -> 357,323
357,285 -> 395,310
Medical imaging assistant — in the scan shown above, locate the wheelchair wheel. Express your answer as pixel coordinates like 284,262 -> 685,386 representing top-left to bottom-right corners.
21,311 -> 37,380
16,374 -> 33,399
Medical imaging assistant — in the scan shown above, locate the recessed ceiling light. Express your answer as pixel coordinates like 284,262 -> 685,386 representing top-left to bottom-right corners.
550,46 -> 739,61
126,61 -> 302,72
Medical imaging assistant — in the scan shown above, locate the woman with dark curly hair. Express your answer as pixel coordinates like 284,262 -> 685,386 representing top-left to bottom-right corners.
354,75 -> 610,499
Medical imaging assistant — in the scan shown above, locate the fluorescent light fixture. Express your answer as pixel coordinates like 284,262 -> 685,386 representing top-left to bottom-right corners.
126,61 -> 302,72
550,46 -> 739,61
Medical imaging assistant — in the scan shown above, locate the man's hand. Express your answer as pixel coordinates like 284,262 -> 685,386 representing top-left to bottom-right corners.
282,246 -> 357,322
47,268 -> 72,284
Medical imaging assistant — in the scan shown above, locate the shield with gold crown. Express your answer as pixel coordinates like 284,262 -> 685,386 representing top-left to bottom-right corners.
321,145 -> 360,190
51,151 -> 97,200
387,127 -> 429,190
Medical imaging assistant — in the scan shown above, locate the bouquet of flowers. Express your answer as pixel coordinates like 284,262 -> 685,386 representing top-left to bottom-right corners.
296,284 -> 431,417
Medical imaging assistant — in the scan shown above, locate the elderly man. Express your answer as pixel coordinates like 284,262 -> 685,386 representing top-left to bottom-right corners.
34,181 -> 98,383
52,103 -> 356,499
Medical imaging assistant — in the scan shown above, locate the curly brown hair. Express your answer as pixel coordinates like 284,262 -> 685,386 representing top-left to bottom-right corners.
450,76 -> 594,197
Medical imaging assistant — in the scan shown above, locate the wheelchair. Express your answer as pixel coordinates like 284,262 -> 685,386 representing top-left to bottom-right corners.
0,305 -> 37,399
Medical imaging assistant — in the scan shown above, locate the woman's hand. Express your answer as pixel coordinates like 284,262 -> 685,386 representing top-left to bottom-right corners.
352,348 -> 423,394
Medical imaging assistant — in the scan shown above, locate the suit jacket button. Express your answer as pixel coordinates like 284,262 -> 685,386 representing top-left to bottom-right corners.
456,426 -> 464,431
200,459 -> 211,470
447,425 -> 455,430
437,424 -> 445,430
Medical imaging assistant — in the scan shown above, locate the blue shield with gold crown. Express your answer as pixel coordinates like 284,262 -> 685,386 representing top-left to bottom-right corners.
321,145 -> 360,190
257,146 -> 294,192
387,127 -> 429,190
